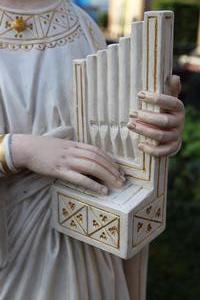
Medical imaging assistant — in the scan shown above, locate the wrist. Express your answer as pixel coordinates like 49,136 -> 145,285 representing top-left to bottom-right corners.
11,134 -> 32,169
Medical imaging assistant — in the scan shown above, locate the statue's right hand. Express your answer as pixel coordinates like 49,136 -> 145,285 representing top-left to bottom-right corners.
11,135 -> 125,195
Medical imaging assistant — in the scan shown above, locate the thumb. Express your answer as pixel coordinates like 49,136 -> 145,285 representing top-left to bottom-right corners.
167,75 -> 181,97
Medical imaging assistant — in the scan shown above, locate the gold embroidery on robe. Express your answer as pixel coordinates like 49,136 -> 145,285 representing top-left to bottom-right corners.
0,0 -> 83,51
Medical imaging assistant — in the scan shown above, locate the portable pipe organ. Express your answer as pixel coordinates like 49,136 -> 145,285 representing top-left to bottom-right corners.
52,11 -> 174,259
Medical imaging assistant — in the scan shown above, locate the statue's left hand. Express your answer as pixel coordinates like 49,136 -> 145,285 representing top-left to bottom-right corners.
127,75 -> 185,157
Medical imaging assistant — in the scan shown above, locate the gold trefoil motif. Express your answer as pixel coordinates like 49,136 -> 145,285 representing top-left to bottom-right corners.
10,17 -> 30,33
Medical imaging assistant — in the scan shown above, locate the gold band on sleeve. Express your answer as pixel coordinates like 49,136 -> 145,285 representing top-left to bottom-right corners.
0,134 -> 11,175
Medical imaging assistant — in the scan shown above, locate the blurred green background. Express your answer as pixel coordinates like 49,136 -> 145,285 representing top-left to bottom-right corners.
153,0 -> 199,54
150,1 -> 200,300
74,0 -> 200,298
149,106 -> 200,300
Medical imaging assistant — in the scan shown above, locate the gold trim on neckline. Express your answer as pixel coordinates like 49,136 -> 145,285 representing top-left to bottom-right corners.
0,0 -> 83,51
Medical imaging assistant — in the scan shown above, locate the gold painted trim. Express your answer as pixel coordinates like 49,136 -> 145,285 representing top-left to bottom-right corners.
132,195 -> 165,247
58,192 -> 120,219
80,65 -> 86,142
0,134 -> 11,175
145,16 -> 159,91
75,64 -> 80,142
132,216 -> 163,247
0,0 -> 83,51
57,192 -> 120,249
132,13 -> 174,248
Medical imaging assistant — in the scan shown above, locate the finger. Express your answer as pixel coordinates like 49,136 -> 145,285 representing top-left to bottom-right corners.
66,147 -> 122,179
68,158 -> 125,189
168,75 -> 181,97
71,142 -> 118,167
129,110 -> 181,129
127,121 -> 179,143
59,170 -> 109,195
137,91 -> 184,112
138,141 -> 181,157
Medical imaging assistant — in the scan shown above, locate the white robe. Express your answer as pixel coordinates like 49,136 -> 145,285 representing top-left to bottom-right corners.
0,1 -> 131,299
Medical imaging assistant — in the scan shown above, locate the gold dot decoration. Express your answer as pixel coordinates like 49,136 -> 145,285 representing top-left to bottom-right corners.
108,226 -> 118,236
155,208 -> 161,218
147,224 -> 152,233
76,214 -> 83,223
70,220 -> 77,228
93,220 -> 100,229
137,222 -> 143,233
62,208 -> 68,217
99,214 -> 108,223
146,206 -> 152,215
69,202 -> 76,210
100,232 -> 107,240
11,17 -> 28,33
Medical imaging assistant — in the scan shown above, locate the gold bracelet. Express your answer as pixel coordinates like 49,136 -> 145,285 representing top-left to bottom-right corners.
0,134 -> 11,175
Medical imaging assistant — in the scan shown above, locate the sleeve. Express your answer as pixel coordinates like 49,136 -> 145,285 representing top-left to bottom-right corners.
0,135 -> 17,269
0,135 -> 18,268
73,3 -> 107,53
0,184 -> 8,269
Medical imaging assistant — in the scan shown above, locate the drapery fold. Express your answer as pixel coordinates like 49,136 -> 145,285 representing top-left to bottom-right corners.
0,125 -> 73,269
0,1 -> 148,298
0,196 -> 8,269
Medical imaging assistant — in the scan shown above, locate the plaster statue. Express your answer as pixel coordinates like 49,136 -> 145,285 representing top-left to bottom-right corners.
0,0 -> 184,299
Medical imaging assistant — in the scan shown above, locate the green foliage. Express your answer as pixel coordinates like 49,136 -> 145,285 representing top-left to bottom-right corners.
97,12 -> 108,29
169,107 -> 200,203
153,0 -> 200,7
148,107 -> 200,300
182,107 -> 200,159
152,0 -> 199,54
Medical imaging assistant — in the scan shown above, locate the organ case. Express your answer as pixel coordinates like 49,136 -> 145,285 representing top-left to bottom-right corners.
52,11 -> 174,259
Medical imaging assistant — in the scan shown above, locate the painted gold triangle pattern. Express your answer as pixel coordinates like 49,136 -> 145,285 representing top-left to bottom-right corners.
58,193 -> 120,249
0,0 -> 83,50
132,195 -> 165,247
